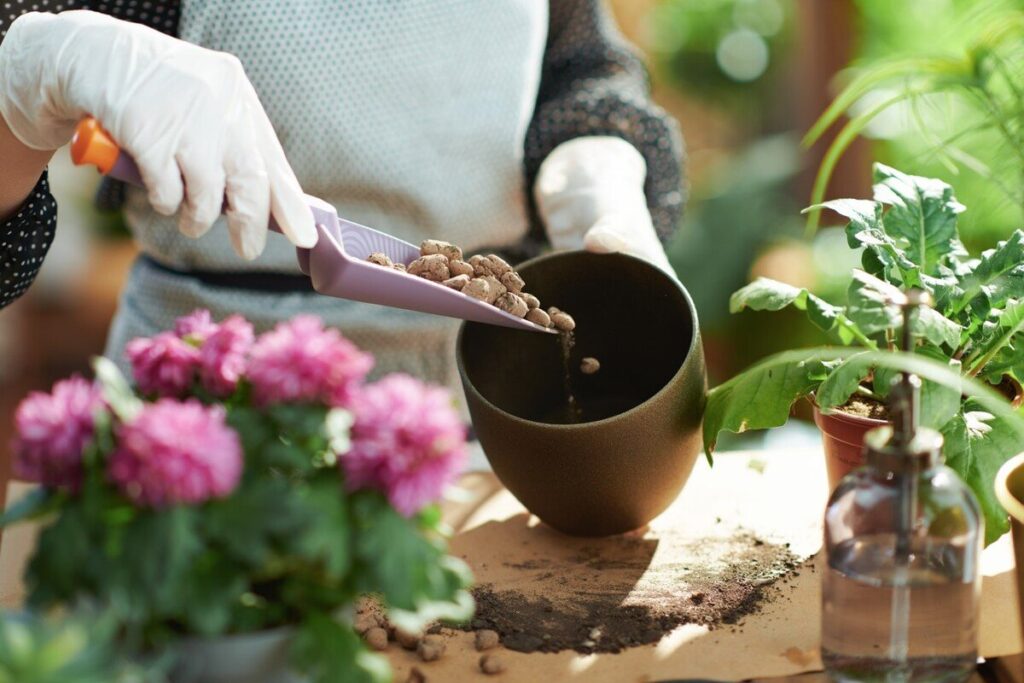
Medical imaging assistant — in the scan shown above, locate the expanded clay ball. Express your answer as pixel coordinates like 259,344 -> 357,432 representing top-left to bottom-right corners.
479,654 -> 506,675
406,667 -> 427,683
551,311 -> 576,332
353,611 -> 379,635
395,628 -> 421,651
478,275 -> 506,304
475,629 -> 500,651
421,239 -> 463,262
408,254 -> 450,282
367,252 -> 393,268
469,254 -> 494,277
500,270 -> 525,293
522,293 -> 540,309
495,292 -> 528,318
486,254 -> 513,276
449,260 -> 474,278
417,635 -> 446,662
364,627 -> 389,651
525,308 -> 551,328
580,357 -> 601,375
443,274 -> 470,290
393,262 -> 407,272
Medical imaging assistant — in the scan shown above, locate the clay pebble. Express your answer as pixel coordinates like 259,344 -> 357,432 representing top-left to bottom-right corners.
580,357 -> 600,375
367,252 -> 393,268
406,667 -> 427,683
475,629 -> 500,651
495,292 -> 529,318
551,312 -> 576,332
364,627 -> 389,651
420,239 -> 463,262
408,254 -> 450,282
442,274 -> 470,291
449,259 -> 474,277
525,308 -> 551,328
479,654 -> 506,675
394,628 -> 421,651
522,293 -> 540,309
417,635 -> 446,662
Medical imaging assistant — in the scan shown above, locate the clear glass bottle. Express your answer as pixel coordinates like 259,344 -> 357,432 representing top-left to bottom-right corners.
821,377 -> 983,683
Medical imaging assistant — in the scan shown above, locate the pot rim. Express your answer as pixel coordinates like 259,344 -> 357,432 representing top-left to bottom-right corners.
996,452 -> 1024,524
811,398 -> 888,426
456,251 -> 702,431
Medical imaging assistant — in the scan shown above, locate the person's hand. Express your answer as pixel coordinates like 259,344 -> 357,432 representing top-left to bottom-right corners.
534,136 -> 674,275
0,11 -> 317,260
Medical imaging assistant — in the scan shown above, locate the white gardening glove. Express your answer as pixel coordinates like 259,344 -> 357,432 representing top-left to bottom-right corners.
534,136 -> 674,276
0,11 -> 317,260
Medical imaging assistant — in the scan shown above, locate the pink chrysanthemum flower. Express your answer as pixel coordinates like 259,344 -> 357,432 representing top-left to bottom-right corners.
108,399 -> 243,507
174,309 -> 218,342
11,377 -> 104,489
199,314 -> 254,397
125,332 -> 200,397
344,374 -> 467,516
247,315 -> 373,407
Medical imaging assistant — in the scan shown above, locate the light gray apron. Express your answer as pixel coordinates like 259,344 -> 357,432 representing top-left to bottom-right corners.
105,0 -> 548,390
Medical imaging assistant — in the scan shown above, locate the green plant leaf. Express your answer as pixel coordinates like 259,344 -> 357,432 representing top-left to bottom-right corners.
967,299 -> 1024,376
293,478 -> 351,581
703,349 -> 833,456
812,198 -> 921,285
846,270 -> 961,348
941,411 -> 1024,544
953,230 -> 1024,317
0,489 -> 63,527
816,352 -> 873,411
871,164 -> 966,274
291,612 -> 389,683
351,492 -> 473,628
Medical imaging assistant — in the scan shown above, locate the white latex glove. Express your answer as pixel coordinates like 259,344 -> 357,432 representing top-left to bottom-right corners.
534,136 -> 674,276
0,11 -> 317,260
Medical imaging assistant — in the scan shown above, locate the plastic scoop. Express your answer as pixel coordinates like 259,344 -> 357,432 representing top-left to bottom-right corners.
70,117 -> 555,334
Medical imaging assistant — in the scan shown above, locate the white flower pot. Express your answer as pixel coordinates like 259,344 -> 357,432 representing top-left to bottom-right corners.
170,627 -> 302,683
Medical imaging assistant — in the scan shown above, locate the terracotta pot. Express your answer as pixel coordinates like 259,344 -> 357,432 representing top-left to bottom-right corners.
457,251 -> 706,537
813,403 -> 887,492
171,627 -> 300,683
995,453 -> 1024,642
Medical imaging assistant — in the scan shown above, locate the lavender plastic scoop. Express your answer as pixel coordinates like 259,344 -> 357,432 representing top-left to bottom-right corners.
87,138 -> 555,334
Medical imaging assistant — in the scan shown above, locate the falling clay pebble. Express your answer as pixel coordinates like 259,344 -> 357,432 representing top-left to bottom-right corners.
364,627 -> 389,651
525,308 -> 551,328
449,260 -> 474,278
551,312 -> 576,332
442,274 -> 470,291
420,239 -> 463,262
580,357 -> 601,375
495,292 -> 528,318
475,629 -> 500,651
500,270 -> 525,293
395,628 -> 421,651
406,667 -> 427,683
367,252 -> 393,267
522,293 -> 540,309
479,654 -> 506,675
417,635 -> 446,662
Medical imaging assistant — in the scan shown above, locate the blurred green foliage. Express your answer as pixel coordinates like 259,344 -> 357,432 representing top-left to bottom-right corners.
807,0 -> 1024,250
648,0 -> 793,108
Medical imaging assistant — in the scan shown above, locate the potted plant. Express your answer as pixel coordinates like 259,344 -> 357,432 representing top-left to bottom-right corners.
704,163 -> 1024,543
1,311 -> 473,683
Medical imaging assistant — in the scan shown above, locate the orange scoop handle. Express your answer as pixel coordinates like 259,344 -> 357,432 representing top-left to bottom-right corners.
70,117 -> 122,174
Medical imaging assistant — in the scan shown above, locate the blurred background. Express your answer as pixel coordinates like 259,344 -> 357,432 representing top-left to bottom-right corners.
3,0 -> 1023,462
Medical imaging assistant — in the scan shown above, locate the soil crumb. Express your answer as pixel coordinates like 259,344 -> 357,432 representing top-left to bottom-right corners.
838,395 -> 888,420
464,532 -> 801,654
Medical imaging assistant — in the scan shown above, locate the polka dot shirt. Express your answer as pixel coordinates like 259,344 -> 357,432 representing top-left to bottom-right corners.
0,0 -> 684,310
0,172 -> 56,309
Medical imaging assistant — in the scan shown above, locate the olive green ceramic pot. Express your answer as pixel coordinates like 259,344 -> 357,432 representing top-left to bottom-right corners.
457,251 -> 706,536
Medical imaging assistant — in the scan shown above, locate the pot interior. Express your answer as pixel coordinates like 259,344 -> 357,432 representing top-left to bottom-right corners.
459,251 -> 697,424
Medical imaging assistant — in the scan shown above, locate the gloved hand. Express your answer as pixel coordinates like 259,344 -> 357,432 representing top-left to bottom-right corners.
534,136 -> 674,276
0,11 -> 317,260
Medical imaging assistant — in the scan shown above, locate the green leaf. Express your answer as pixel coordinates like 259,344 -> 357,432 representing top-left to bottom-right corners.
91,357 -> 141,422
0,489 -> 63,527
812,197 -> 921,285
179,553 -> 248,635
816,353 -> 873,411
967,299 -> 1024,376
291,612 -> 389,683
941,412 -> 1024,545
703,349 -> 833,456
351,492 -> 473,628
953,230 -> 1024,317
871,164 -> 966,275
846,270 -> 961,348
293,478 -> 351,581
730,278 -> 841,333
202,478 -> 306,567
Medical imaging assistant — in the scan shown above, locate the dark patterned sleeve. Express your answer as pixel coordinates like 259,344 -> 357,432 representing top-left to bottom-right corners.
0,173 -> 57,310
525,0 -> 685,243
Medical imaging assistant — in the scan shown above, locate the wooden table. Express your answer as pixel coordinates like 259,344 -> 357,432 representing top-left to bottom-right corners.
2,449 -> 1021,681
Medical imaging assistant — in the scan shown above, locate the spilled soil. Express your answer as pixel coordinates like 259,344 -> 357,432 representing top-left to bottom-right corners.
462,532 -> 803,654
